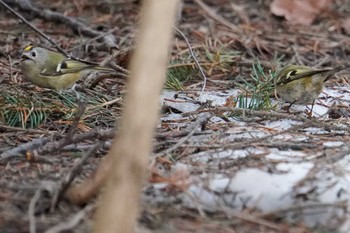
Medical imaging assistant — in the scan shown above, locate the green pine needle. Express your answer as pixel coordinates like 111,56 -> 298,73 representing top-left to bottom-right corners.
0,85 -> 120,129
236,61 -> 277,110
166,60 -> 196,90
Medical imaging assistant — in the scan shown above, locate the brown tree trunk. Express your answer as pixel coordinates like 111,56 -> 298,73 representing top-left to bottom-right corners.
92,0 -> 179,233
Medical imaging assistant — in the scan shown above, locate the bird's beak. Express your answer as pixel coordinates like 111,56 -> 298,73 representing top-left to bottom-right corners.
20,53 -> 32,61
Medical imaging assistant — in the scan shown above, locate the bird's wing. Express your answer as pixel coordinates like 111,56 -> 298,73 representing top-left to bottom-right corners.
40,59 -> 92,76
276,66 -> 345,86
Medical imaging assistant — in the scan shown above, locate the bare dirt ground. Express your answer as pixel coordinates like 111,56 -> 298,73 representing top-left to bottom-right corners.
1,0 -> 350,232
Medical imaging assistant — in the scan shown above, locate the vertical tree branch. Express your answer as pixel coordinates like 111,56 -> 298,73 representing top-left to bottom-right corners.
92,1 -> 179,233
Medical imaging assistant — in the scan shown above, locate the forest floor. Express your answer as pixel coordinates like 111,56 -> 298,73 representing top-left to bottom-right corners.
1,0 -> 350,232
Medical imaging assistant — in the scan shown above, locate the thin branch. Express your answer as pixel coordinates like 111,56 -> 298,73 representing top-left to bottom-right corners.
28,181 -> 56,233
182,107 -> 350,134
174,27 -> 208,95
66,101 -> 87,138
0,136 -> 53,160
50,143 -> 102,210
4,0 -> 118,49
66,27 -> 120,52
0,128 -> 114,160
28,188 -> 41,233
0,0 -> 67,55
156,112 -> 212,157
193,0 -> 240,33
45,205 -> 94,233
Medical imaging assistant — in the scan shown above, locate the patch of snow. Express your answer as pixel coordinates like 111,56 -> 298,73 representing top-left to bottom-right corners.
160,90 -> 200,113
198,90 -> 240,106
264,119 -> 301,130
303,127 -> 330,135
224,130 -> 269,141
158,86 -> 350,230
209,116 -> 227,123
161,113 -> 187,121
188,149 -> 254,163
323,141 -> 344,147
267,148 -> 307,161
185,162 -> 314,213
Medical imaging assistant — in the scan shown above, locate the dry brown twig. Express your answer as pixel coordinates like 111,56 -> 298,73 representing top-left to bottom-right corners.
0,0 -> 68,55
0,136 -> 54,160
183,107 -> 350,134
86,49 -> 130,88
219,205 -> 285,231
0,124 -> 201,161
1,104 -> 347,163
65,101 -> 87,138
28,187 -> 41,233
193,0 -> 240,33
0,124 -> 48,134
45,204 -> 94,233
1,0 -> 118,69
66,27 -> 120,53
0,128 -> 114,161
50,143 -> 102,211
3,0 -> 118,50
28,181 -> 56,233
174,27 -> 208,95
156,112 -> 212,157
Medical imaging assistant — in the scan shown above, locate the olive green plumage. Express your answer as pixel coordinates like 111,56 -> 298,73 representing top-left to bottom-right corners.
20,46 -> 115,91
274,65 -> 346,105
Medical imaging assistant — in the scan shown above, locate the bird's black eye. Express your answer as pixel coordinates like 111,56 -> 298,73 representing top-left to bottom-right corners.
31,51 -> 36,57
60,61 -> 67,69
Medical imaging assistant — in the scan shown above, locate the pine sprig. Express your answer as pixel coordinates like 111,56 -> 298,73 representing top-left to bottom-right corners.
0,86 -> 121,129
236,61 -> 276,110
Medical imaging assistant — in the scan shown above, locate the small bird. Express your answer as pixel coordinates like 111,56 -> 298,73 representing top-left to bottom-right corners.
20,46 -> 115,91
274,65 -> 347,110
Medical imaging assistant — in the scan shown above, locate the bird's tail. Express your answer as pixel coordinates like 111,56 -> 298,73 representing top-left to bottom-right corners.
323,65 -> 349,82
91,65 -> 116,73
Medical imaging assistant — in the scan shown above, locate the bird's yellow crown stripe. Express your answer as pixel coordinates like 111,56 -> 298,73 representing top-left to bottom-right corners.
24,45 -> 33,51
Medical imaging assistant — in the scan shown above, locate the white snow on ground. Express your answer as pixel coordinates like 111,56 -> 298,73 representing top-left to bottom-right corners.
323,141 -> 344,147
197,90 -> 240,105
151,85 -> 350,232
188,149 -> 253,163
182,160 -> 314,211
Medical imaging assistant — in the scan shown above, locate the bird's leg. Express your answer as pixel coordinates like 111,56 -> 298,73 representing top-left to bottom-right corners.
306,100 -> 315,118
282,101 -> 296,113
